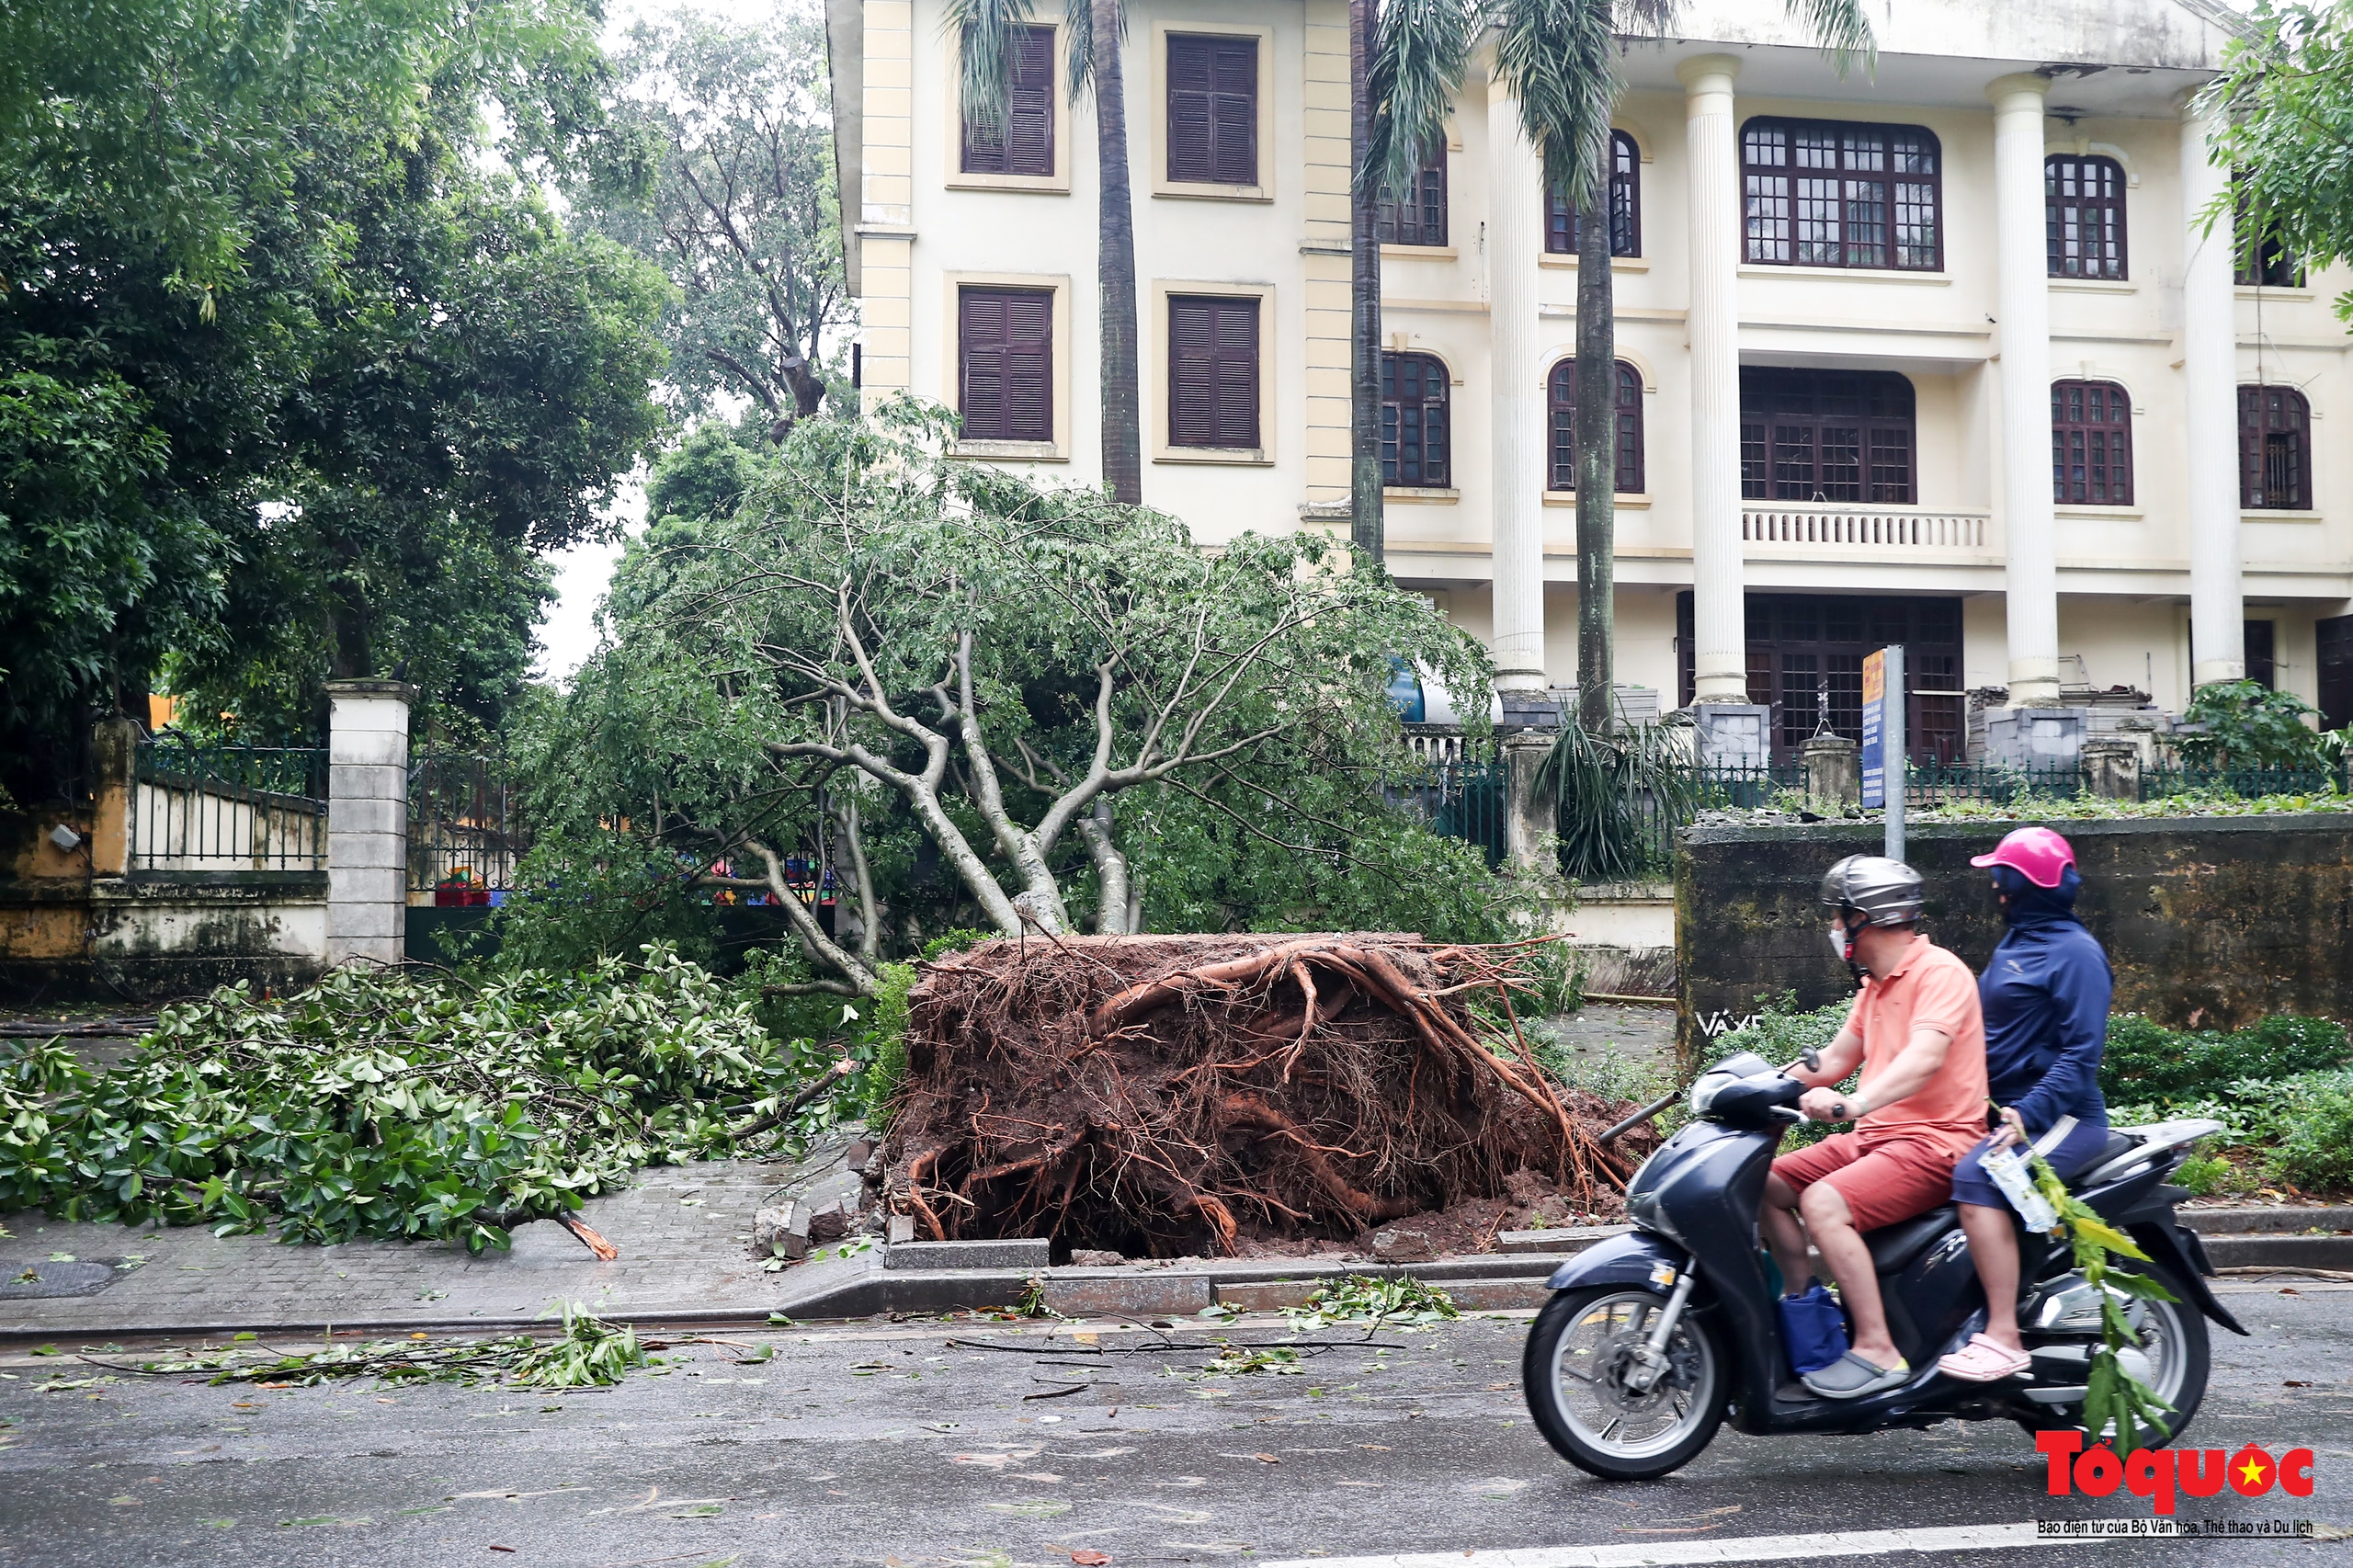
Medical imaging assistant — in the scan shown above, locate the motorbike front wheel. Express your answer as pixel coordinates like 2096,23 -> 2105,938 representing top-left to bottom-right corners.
1523,1284 -> 1729,1481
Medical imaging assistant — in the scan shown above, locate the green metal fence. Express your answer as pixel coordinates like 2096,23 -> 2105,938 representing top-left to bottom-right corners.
132,736 -> 328,872
1415,747 -> 2353,882
1397,759 -> 1506,869
409,749 -> 528,900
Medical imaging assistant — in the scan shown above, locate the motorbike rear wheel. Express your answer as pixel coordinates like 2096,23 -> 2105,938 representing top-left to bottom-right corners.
1523,1284 -> 1728,1481
2014,1258 -> 2211,1447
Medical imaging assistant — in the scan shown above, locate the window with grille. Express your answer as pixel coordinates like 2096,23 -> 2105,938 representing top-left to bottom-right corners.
960,25 -> 1055,176
1376,147 -> 1447,246
1547,360 -> 1643,493
1380,352 -> 1449,487
2239,385 -> 2311,509
2051,381 -> 2132,505
1677,593 -> 1964,760
2046,154 -> 2126,278
1742,118 -> 1940,271
1545,131 -> 1639,256
1166,34 -> 1257,187
1738,368 -> 1915,503
957,287 -> 1052,442
2236,228 -> 2303,287
1168,294 -> 1259,449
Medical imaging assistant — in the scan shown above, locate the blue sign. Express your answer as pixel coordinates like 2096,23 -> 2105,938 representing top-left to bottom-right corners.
1859,649 -> 1887,809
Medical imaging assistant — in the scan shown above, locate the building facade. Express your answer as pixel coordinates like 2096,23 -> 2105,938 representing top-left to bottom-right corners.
824,0 -> 2353,758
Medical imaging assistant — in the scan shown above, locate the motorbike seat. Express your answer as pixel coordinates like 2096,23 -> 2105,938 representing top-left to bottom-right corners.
2063,1131 -> 2143,1187
1863,1205 -> 1958,1274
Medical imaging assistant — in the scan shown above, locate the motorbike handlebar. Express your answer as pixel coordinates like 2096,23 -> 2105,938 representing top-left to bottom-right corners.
1597,1051 -> 1823,1145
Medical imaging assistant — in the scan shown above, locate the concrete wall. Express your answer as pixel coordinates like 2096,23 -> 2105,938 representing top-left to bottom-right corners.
1676,813 -> 2353,1066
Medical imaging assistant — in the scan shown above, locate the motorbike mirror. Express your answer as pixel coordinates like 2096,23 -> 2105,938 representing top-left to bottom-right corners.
1800,1048 -> 1822,1074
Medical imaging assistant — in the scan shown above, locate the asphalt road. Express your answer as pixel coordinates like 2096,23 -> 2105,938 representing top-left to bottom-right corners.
1,1284 -> 2348,1568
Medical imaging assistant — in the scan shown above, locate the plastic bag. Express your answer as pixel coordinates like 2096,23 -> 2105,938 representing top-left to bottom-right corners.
1779,1281 -> 1850,1376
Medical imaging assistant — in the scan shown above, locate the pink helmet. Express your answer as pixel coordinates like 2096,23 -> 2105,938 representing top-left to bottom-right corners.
1969,825 -> 2075,888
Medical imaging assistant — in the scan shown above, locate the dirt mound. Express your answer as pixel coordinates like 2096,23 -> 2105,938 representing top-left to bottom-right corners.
881,933 -> 1651,1258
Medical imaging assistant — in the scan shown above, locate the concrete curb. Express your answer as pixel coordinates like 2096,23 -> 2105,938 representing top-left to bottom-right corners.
2181,1206 -> 2353,1235
12,1224 -> 2347,1343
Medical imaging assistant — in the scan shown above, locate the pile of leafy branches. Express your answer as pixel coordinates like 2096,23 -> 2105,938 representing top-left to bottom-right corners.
0,947 -> 836,1252
121,1303 -> 655,1390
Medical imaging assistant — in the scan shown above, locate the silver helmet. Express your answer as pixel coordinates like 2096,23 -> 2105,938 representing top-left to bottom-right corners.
1818,854 -> 1925,928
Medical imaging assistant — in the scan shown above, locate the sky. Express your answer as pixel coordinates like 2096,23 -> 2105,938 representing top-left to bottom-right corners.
530,0 -> 797,685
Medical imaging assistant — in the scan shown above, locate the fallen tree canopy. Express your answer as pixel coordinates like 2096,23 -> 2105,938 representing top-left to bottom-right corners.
883,934 -> 1650,1257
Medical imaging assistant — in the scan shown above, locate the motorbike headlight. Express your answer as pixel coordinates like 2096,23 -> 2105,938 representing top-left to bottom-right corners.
1625,1176 -> 1682,1246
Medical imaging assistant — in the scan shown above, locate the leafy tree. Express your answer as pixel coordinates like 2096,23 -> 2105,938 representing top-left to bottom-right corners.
1365,0 -> 1870,729
2204,2 -> 2353,324
580,3 -> 850,431
1,0 -> 667,782
513,406 -> 1496,994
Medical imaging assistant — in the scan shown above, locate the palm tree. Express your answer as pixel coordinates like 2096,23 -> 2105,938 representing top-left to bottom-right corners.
1366,0 -> 1871,731
949,0 -> 1142,504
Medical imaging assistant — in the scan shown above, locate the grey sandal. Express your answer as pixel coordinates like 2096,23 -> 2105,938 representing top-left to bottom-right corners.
1801,1350 -> 1912,1400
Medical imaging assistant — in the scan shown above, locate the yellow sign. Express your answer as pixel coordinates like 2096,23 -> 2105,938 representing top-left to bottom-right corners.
1862,648 -> 1885,706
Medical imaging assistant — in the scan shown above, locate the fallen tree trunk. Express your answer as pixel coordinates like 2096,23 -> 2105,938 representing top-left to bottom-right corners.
881,933 -> 1651,1257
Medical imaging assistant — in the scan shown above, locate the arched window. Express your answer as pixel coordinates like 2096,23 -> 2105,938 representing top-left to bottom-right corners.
1380,352 -> 1449,487
1547,360 -> 1643,493
1738,368 -> 1915,503
2051,381 -> 2132,505
1376,146 -> 1447,247
1743,119 -> 1941,271
2240,385 -> 2312,509
1546,131 -> 1639,256
2046,155 -> 2126,279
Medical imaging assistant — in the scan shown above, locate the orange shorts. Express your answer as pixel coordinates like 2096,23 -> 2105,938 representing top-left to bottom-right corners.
1770,1131 -> 1963,1233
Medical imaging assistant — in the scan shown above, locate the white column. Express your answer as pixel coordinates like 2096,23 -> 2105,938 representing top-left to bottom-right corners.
1487,74 -> 1548,694
2181,96 -> 2245,687
1679,55 -> 1746,704
324,679 -> 415,969
1989,74 -> 2061,707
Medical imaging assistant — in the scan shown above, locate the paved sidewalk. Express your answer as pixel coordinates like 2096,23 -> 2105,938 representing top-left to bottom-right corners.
0,1144 -> 865,1339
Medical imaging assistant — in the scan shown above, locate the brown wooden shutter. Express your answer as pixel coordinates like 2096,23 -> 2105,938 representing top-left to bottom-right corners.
1168,295 -> 1259,449
960,288 -> 1052,442
961,25 -> 1054,176
1166,34 -> 1256,186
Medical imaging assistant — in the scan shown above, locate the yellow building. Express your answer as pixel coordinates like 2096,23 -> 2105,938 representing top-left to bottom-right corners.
823,0 -> 2353,761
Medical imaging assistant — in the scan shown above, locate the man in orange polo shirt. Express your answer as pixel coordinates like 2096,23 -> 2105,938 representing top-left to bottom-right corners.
1759,855 -> 1989,1400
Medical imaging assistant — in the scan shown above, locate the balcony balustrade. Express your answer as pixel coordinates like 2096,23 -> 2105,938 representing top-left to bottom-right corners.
1742,505 -> 1990,551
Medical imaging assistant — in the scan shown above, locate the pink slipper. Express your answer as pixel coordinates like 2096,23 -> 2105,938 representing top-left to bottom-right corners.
1938,1333 -> 2032,1382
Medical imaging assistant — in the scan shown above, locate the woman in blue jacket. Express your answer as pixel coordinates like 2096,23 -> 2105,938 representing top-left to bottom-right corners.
1937,825 -> 2115,1383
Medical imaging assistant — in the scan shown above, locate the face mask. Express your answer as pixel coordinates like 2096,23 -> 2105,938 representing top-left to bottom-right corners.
1828,922 -> 1853,962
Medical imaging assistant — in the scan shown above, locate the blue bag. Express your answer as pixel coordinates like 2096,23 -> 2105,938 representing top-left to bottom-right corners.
1778,1282 -> 1849,1377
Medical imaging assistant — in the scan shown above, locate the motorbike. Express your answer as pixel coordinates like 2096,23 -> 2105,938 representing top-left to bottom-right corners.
1521,1049 -> 2247,1481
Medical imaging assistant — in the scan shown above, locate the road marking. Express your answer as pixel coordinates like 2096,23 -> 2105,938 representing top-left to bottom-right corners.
1262,1520 -> 2112,1567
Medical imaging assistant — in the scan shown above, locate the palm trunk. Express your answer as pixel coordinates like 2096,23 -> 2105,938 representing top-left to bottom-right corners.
1348,0 -> 1384,559
1574,181 -> 1616,733
1093,0 -> 1142,505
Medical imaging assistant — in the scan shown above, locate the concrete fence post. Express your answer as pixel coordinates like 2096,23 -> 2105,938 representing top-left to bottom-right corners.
2082,737 -> 2142,801
1502,729 -> 1559,876
324,680 -> 416,969
88,716 -> 140,877
1802,733 -> 1860,810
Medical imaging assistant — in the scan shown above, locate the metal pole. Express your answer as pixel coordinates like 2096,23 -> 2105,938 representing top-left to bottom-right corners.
1885,643 -> 1906,863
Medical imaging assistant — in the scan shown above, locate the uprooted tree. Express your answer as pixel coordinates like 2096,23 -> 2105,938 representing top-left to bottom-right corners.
527,403 -> 1495,994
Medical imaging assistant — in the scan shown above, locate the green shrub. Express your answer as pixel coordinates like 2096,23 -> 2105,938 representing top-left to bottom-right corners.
2267,1085 -> 2353,1192
2100,1013 -> 2351,1099
920,928 -> 995,962
2172,1152 -> 2238,1197
860,961 -> 918,1130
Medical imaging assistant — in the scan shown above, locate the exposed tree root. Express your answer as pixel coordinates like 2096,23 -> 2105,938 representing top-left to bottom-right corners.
881,934 -> 1652,1257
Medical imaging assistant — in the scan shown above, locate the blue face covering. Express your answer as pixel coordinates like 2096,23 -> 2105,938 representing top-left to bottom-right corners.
1993,862 -> 2082,931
